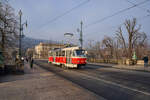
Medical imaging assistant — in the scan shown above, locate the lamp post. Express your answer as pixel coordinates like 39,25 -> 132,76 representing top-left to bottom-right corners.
18,10 -> 27,59
19,10 -> 22,59
77,21 -> 83,49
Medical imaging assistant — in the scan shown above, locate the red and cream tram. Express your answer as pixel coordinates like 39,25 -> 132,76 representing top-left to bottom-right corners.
48,46 -> 87,68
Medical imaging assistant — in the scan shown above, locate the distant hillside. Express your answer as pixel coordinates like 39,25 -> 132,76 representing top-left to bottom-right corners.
22,37 -> 58,50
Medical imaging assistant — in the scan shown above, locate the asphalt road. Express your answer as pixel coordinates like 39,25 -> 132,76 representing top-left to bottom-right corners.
34,60 -> 150,100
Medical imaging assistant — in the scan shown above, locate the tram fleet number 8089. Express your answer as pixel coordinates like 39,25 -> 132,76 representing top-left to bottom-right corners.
48,46 -> 87,69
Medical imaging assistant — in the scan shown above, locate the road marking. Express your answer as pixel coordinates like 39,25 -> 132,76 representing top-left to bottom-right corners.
64,70 -> 150,96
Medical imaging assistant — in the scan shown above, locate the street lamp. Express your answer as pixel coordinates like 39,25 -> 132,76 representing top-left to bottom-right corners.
18,10 -> 22,59
19,10 -> 22,17
77,21 -> 83,49
18,10 -> 27,59
21,20 -> 27,38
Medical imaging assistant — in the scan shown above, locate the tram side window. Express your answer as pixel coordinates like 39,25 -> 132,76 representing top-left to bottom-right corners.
53,52 -> 56,56
49,52 -> 52,56
56,52 -> 59,56
52,52 -> 54,56
58,51 -> 61,56
72,51 -> 75,56
61,51 -> 65,56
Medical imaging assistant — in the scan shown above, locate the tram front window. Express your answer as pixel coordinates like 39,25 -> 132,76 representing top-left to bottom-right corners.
74,50 -> 86,57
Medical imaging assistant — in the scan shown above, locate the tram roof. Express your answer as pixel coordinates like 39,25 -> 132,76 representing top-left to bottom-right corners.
62,46 -> 81,51
49,46 -> 84,52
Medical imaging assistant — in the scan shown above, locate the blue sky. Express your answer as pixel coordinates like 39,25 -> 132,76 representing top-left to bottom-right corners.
9,0 -> 150,45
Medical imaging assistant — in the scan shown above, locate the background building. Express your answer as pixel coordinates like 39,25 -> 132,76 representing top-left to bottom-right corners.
34,42 -> 65,59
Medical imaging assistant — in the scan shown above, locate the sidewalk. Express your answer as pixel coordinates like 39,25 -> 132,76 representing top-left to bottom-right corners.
88,62 -> 150,72
0,63 -> 105,100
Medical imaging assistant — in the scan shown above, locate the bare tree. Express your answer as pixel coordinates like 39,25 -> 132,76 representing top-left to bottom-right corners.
0,2 -> 19,51
87,18 -> 148,64
87,41 -> 105,60
102,36 -> 114,58
0,2 -> 19,63
94,41 -> 104,59
116,27 -> 128,57
116,18 -> 147,60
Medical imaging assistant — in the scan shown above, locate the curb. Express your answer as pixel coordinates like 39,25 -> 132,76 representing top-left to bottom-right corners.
88,62 -> 150,73
113,65 -> 150,72
87,63 -> 115,67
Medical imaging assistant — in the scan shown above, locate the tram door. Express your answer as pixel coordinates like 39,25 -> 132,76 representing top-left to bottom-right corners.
66,50 -> 71,64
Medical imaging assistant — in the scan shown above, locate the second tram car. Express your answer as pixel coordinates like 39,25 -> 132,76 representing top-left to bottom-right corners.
48,46 -> 87,68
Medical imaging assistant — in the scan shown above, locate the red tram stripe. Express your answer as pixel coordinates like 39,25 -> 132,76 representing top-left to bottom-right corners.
48,56 -> 86,64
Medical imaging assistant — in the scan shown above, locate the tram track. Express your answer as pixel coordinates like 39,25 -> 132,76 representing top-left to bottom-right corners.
34,60 -> 150,100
